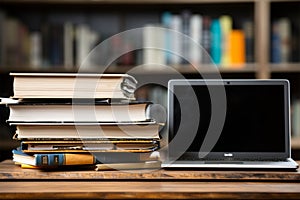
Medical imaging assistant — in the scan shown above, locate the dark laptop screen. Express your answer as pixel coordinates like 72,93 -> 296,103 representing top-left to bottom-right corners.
169,81 -> 289,160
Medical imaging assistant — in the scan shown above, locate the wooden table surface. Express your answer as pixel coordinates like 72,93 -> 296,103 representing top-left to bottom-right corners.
0,160 -> 300,199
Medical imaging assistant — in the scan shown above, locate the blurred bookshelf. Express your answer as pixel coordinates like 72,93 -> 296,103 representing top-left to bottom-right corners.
0,0 -> 300,156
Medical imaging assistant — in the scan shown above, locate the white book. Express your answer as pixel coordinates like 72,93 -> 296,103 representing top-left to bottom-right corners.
143,25 -> 166,69
170,15 -> 182,65
190,14 -> 202,66
64,22 -> 74,70
29,32 -> 42,69
76,24 -> 90,68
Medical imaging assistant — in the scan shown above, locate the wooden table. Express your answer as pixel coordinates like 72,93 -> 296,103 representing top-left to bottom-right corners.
0,160 -> 300,199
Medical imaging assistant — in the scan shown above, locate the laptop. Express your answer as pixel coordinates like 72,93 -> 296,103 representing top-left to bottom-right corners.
162,79 -> 299,170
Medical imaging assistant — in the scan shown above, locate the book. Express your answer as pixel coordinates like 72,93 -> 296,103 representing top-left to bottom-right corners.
220,15 -> 232,66
143,24 -> 166,68
13,122 -> 160,140
29,32 -> 42,69
8,102 -> 152,122
10,73 -> 137,99
278,18 -> 291,63
95,160 -> 161,171
12,149 -> 96,166
161,11 -> 173,64
170,15 -> 182,65
20,139 -> 160,153
181,10 -> 191,64
13,149 -> 160,167
210,19 -> 222,65
190,14 -> 202,66
243,20 -> 254,63
64,22 -> 74,69
271,21 -> 281,63
202,16 -> 211,64
229,30 -> 246,66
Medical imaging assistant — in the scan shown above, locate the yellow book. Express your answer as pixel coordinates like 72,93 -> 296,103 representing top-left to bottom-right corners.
220,15 -> 232,66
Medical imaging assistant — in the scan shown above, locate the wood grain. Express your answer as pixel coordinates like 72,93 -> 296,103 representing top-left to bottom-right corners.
0,181 -> 300,199
0,160 -> 299,181
0,160 -> 300,199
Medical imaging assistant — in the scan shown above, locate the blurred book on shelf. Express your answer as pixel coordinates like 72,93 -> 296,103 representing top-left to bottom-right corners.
0,9 -> 256,72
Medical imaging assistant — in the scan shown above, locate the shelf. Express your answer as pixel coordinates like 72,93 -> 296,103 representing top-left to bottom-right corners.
292,137 -> 300,150
269,64 -> 300,73
0,0 -> 256,5
0,64 -> 257,75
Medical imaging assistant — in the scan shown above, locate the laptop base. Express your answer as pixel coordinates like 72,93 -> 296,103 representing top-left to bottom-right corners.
162,158 -> 299,170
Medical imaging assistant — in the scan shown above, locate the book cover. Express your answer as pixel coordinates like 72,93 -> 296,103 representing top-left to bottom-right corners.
29,32 -> 42,69
229,30 -> 245,66
271,21 -> 281,63
170,15 -> 182,65
143,24 -> 166,68
220,15 -> 232,66
210,19 -> 222,65
243,20 -> 254,63
190,14 -> 202,66
13,149 -> 160,166
13,122 -> 160,140
181,10 -> 191,65
8,102 -> 152,122
161,11 -> 173,64
278,18 -> 291,63
12,149 -> 95,166
10,73 -> 137,99
20,139 -> 160,153
64,22 -> 74,69
202,16 -> 211,64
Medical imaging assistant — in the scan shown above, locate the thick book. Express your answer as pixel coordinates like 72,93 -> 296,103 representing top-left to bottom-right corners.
20,139 -> 160,153
13,149 -> 160,167
13,122 -> 160,140
8,102 -> 152,123
12,149 -> 96,166
10,73 -> 137,99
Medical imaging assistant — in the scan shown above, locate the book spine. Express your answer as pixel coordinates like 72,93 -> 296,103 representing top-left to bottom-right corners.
30,32 -> 42,69
202,16 -> 211,64
170,15 -> 182,65
35,153 -> 95,166
190,14 -> 202,66
278,18 -> 291,63
143,24 -> 166,67
64,22 -> 74,69
220,15 -> 232,66
271,21 -> 281,63
210,19 -> 222,65
230,30 -> 246,66
181,10 -> 191,64
161,12 -> 173,64
243,20 -> 254,63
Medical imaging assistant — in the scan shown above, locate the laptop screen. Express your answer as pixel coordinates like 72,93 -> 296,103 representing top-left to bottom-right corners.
168,80 -> 290,161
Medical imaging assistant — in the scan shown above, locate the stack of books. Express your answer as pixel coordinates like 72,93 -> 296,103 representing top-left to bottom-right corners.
8,73 -> 162,170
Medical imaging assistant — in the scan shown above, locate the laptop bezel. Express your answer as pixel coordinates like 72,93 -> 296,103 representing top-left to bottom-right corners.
167,79 -> 291,162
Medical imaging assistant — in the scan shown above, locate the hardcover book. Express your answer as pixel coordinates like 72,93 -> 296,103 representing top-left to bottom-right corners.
10,73 -> 137,99
13,122 -> 160,140
20,139 -> 160,153
8,102 -> 153,123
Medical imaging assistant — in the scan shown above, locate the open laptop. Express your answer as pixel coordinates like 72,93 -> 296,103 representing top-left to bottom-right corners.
162,79 -> 299,170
